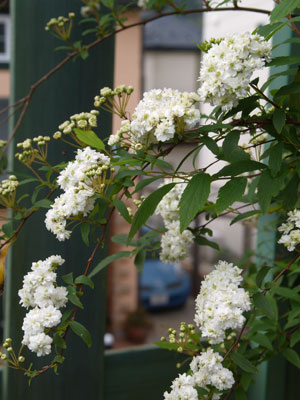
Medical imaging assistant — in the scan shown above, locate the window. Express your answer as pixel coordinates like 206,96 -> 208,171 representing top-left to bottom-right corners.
0,15 -> 10,63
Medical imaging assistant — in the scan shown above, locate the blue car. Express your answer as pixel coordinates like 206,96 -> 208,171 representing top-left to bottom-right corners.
138,258 -> 191,310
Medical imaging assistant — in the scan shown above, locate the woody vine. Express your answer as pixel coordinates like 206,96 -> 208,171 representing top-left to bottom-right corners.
0,0 -> 300,398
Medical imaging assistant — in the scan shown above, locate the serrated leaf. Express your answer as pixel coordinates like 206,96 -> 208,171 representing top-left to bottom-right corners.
222,131 -> 249,162
67,286 -> 83,309
230,210 -> 260,225
270,0 -> 300,24
179,173 -> 211,232
230,352 -> 258,374
251,333 -> 273,351
279,173 -> 300,210
134,249 -> 146,273
113,199 -> 131,223
215,177 -> 247,215
283,348 -> 300,369
200,136 -> 219,155
80,223 -> 90,246
276,82 -> 300,97
272,109 -> 286,133
73,128 -> 104,151
69,320 -> 92,348
290,329 -> 300,347
128,183 -> 175,241
268,56 -> 300,67
75,275 -> 94,289
269,142 -> 283,177
215,160 -> 266,177
62,272 -> 74,285
274,286 -> 300,303
253,293 -> 276,320
88,251 -> 132,278
195,236 -> 219,250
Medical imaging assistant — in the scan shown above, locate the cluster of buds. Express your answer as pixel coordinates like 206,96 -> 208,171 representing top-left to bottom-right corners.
84,161 -> 113,194
45,13 -> 75,41
0,175 -> 19,208
161,323 -> 197,352
81,0 -> 101,18
94,85 -> 134,118
0,338 -> 25,366
15,136 -> 50,165
53,110 -> 99,141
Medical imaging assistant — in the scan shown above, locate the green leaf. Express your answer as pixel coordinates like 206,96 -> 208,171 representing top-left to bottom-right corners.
75,275 -> 94,289
62,272 -> 74,285
215,177 -> 247,215
257,170 -> 284,213
179,173 -> 211,232
195,387 -> 209,396
73,128 -> 104,151
200,136 -> 219,155
88,251 -> 132,278
290,330 -> 300,347
32,199 -> 52,209
240,372 -> 253,391
111,234 -> 138,246
134,249 -> 146,273
274,286 -> 300,303
128,183 -> 175,241
114,169 -> 144,180
194,235 -> 219,250
268,56 -> 300,67
222,131 -> 249,162
272,109 -> 286,133
253,293 -> 276,320
276,82 -> 300,97
113,199 -> 131,223
270,0 -> 300,24
67,286 -> 83,309
2,222 -> 14,237
133,176 -> 162,194
251,333 -> 273,351
283,348 -> 300,369
69,320 -> 92,348
230,210 -> 261,225
279,173 -> 300,210
269,142 -> 283,177
235,387 -> 248,400
256,266 -> 271,288
215,160 -> 266,177
53,333 -> 67,349
80,223 -> 90,246
230,352 -> 258,374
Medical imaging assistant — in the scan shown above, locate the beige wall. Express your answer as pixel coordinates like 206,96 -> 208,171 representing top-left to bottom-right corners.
0,70 -> 9,98
110,13 -> 142,332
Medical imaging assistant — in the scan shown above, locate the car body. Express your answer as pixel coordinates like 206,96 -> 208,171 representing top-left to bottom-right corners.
139,258 -> 191,310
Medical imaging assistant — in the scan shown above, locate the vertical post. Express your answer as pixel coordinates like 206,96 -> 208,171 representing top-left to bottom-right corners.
248,26 -> 293,400
3,2 -> 114,399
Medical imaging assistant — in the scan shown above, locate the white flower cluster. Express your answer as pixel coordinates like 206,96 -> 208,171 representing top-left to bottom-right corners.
164,348 -> 234,400
156,179 -> 194,263
278,209 -> 300,251
18,255 -> 67,357
107,88 -> 200,151
45,146 -> 110,241
198,32 -> 272,111
53,110 -> 99,139
194,260 -> 251,344
0,175 -> 19,195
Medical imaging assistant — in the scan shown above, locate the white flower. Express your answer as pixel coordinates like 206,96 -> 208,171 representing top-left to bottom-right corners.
198,32 -> 272,111
163,373 -> 198,400
45,146 -> 110,241
190,348 -> 235,392
108,88 -> 200,152
26,333 -> 53,357
194,260 -> 251,344
278,209 -> 300,251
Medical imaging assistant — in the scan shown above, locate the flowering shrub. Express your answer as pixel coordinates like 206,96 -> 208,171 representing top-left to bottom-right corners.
1,0 -> 300,398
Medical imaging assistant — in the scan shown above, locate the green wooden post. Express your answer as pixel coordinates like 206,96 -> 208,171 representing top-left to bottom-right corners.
248,26 -> 295,400
2,2 -> 114,399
